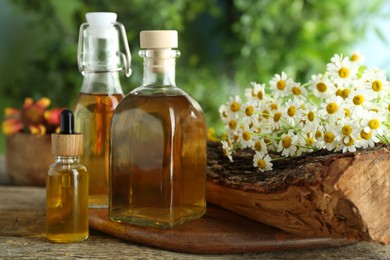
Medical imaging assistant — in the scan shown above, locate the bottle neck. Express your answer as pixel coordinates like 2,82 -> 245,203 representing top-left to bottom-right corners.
81,71 -> 123,94
55,156 -> 80,164
140,49 -> 179,88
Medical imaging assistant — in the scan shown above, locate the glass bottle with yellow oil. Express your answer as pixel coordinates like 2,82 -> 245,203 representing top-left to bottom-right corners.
46,109 -> 88,243
75,12 -> 131,208
109,30 -> 207,228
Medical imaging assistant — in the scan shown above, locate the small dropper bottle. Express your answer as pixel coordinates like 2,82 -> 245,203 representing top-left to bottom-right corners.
46,109 -> 89,243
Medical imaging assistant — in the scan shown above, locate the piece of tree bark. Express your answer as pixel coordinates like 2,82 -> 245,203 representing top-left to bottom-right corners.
206,142 -> 390,244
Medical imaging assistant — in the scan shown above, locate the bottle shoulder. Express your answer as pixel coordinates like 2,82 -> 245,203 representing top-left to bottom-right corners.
116,88 -> 204,116
129,85 -> 187,96
49,162 -> 88,173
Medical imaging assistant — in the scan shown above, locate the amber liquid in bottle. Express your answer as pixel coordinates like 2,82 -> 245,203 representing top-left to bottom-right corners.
110,93 -> 207,228
46,159 -> 88,243
75,93 -> 123,207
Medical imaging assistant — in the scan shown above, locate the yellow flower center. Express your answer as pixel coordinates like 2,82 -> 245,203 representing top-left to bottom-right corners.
230,101 -> 240,112
342,125 -> 352,136
257,91 -> 264,100
344,108 -> 351,117
388,104 -> 390,112
353,94 -> 364,105
242,131 -> 251,141
360,130 -> 372,140
292,86 -> 301,95
270,103 -> 278,110
222,111 -> 228,118
277,80 -> 286,90
228,120 -> 237,130
255,141 -> 262,151
306,137 -> 314,146
351,53 -> 359,62
273,112 -> 282,122
336,89 -> 343,97
368,119 -> 380,130
316,82 -> 327,93
338,67 -> 350,78
315,130 -> 322,139
282,136 -> 292,148
308,111 -> 315,122
324,132 -> 335,143
287,106 -> 296,117
326,102 -> 338,114
343,136 -> 354,146
257,159 -> 266,169
245,106 -> 254,116
372,80 -> 383,92
341,88 -> 350,99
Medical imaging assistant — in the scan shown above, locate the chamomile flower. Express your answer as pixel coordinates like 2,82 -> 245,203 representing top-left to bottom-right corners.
245,82 -> 266,101
362,68 -> 390,99
277,130 -> 300,157
334,117 -> 360,152
225,117 -> 239,134
336,135 -> 357,153
358,128 -> 379,149
361,111 -> 386,137
309,73 -> 337,98
242,100 -> 260,125
252,137 -> 268,154
346,88 -> 374,116
219,105 -> 230,123
301,124 -> 320,151
350,50 -> 365,65
269,71 -> 292,98
271,110 -> 283,130
282,97 -> 305,125
253,152 -> 273,172
320,95 -> 345,123
237,123 -> 255,148
290,82 -> 308,100
227,95 -> 242,116
221,140 -> 233,162
320,125 -> 338,151
326,54 -> 358,87
302,104 -> 320,127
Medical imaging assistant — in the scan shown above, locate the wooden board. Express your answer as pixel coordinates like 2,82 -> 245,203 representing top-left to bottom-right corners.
89,204 -> 354,254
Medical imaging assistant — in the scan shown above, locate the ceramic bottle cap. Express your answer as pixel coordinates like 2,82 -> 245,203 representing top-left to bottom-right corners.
140,30 -> 178,49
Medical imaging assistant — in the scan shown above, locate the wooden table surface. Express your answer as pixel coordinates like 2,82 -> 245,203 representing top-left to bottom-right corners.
0,155 -> 389,259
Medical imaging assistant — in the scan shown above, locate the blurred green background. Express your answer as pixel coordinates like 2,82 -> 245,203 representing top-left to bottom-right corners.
0,0 -> 389,153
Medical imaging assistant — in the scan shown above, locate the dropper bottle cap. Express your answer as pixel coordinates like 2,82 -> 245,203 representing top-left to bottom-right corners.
51,109 -> 83,157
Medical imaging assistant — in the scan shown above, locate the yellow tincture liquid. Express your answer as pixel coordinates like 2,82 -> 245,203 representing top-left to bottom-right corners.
75,92 -> 123,207
109,94 -> 207,228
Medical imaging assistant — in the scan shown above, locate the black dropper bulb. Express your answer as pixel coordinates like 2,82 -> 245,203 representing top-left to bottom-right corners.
59,109 -> 76,134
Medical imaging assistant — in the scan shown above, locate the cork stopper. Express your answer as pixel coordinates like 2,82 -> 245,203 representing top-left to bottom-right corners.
51,109 -> 83,157
140,30 -> 179,73
140,30 -> 178,49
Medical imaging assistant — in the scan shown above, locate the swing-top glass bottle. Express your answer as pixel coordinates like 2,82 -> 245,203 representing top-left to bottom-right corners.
75,12 -> 131,208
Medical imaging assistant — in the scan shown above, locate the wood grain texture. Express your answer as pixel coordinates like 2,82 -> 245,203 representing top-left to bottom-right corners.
206,142 -> 390,244
89,206 -> 352,254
